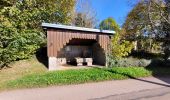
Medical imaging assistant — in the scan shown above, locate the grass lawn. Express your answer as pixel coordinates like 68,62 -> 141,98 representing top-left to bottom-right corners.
0,57 -> 47,91
1,67 -> 150,91
0,57 -> 170,91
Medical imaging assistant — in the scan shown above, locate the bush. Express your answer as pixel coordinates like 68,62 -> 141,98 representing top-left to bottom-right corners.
110,33 -> 133,59
107,57 -> 151,67
0,0 -> 76,69
0,30 -> 45,68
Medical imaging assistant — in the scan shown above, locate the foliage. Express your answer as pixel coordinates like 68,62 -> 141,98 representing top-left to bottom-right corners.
123,2 -> 156,52
0,0 -> 17,9
0,0 -> 76,29
107,57 -> 151,68
0,0 -> 76,68
73,0 -> 97,28
99,18 -> 133,65
4,67 -> 152,90
73,12 -> 97,28
99,18 -> 133,67
0,29 -> 45,67
123,0 -> 169,39
74,13 -> 86,27
110,33 -> 133,59
123,0 -> 170,58
99,17 -> 121,32
163,0 -> 170,59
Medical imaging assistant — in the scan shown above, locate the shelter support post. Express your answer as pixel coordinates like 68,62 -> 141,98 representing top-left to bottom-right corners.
48,57 -> 64,70
48,57 -> 60,71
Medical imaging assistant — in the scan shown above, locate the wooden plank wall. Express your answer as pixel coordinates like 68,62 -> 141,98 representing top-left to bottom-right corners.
47,29 -> 111,57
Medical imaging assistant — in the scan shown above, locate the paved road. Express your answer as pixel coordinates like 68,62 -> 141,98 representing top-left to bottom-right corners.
95,87 -> 170,100
0,77 -> 170,100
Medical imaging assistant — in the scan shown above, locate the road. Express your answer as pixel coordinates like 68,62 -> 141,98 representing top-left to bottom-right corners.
95,87 -> 170,100
0,77 -> 170,100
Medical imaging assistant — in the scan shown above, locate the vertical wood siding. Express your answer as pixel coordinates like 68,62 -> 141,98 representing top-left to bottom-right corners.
47,29 -> 111,57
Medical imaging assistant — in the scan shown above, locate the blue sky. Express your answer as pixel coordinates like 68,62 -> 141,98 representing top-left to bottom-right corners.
90,0 -> 133,26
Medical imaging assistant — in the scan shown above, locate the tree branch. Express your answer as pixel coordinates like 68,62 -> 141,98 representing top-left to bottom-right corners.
152,0 -> 170,25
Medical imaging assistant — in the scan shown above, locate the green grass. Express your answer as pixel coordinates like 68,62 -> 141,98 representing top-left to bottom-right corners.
1,57 -> 170,91
2,67 -> 154,90
0,57 -> 47,91
0,57 -> 47,84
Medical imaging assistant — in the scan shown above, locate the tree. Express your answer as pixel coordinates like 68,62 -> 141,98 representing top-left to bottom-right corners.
144,0 -> 170,59
123,0 -> 170,59
72,0 -> 97,28
99,17 -> 121,32
100,18 -> 133,59
110,33 -> 133,59
0,0 -> 17,9
0,0 -> 76,68
123,2 -> 147,39
162,0 -> 170,59
74,13 -> 87,27
123,0 -> 163,53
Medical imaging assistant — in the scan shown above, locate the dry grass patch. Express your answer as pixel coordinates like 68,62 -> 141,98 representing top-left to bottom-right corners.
0,57 -> 47,90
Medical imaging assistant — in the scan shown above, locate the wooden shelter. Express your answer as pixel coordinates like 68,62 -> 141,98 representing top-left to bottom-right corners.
42,23 -> 115,70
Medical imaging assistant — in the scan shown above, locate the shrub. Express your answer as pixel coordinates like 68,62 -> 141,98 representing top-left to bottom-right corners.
0,0 -> 76,69
110,33 -> 133,59
107,57 -> 151,67
0,29 -> 45,68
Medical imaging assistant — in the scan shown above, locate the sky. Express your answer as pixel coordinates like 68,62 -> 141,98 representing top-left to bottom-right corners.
89,0 -> 133,27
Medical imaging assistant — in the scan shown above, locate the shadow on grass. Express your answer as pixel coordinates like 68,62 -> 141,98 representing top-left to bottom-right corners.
106,68 -> 170,87
144,59 -> 170,87
128,51 -> 170,86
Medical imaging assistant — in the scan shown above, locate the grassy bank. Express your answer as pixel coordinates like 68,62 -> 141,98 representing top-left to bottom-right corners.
0,58 -> 47,82
0,67 -> 155,91
0,57 -> 47,91
1,57 -> 170,91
